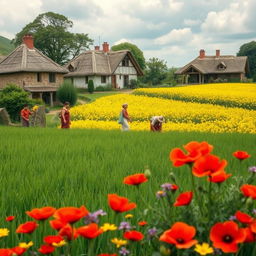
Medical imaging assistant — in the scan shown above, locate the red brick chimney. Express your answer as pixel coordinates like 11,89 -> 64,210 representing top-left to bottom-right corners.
199,49 -> 205,59
216,49 -> 220,57
94,46 -> 100,51
22,34 -> 34,49
102,42 -> 109,53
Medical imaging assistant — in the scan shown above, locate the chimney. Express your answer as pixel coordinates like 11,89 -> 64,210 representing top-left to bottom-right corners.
216,49 -> 220,57
94,46 -> 100,51
102,42 -> 109,53
199,49 -> 205,59
22,34 -> 34,49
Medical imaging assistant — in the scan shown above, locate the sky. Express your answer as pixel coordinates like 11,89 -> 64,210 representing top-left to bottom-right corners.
0,0 -> 256,67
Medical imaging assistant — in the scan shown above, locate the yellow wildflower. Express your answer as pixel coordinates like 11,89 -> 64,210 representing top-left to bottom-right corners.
32,105 -> 39,112
125,214 -> 133,219
194,243 -> 214,255
19,241 -> 34,249
52,240 -> 67,247
0,228 -> 9,237
111,238 -> 128,248
101,223 -> 117,232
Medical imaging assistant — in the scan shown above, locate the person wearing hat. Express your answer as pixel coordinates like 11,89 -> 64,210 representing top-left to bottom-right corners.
60,102 -> 71,129
150,116 -> 164,132
119,103 -> 131,131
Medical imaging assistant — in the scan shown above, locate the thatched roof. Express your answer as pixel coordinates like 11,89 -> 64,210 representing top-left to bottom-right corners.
64,50 -> 143,77
0,44 -> 68,74
175,55 -> 248,75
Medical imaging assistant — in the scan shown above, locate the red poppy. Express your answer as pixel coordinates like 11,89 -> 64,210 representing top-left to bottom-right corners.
233,151 -> 251,160
240,184 -> 256,199
235,211 -> 253,224
124,230 -> 144,241
54,206 -> 89,224
58,224 -> 78,241
77,223 -> 103,239
108,194 -> 136,213
210,221 -> 246,253
173,191 -> 193,206
0,249 -> 13,256
192,154 -> 227,177
26,206 -> 56,221
243,227 -> 255,243
49,219 -> 67,230
171,184 -> 179,191
123,173 -> 148,186
250,221 -> 256,233
11,247 -> 26,255
170,141 -> 213,167
208,171 -> 232,183
159,222 -> 198,249
6,216 -> 15,222
38,244 -> 55,254
16,221 -> 38,234
44,235 -> 64,245
138,221 -> 147,226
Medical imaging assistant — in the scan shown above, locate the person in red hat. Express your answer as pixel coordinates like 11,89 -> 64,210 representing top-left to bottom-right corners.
20,104 -> 32,127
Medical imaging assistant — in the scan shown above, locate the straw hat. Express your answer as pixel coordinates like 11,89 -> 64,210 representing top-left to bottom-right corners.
122,103 -> 128,107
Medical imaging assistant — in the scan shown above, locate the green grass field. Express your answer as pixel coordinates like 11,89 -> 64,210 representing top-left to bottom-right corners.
0,126 -> 255,254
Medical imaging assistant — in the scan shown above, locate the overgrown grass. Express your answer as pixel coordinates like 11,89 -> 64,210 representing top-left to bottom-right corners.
0,127 -> 255,254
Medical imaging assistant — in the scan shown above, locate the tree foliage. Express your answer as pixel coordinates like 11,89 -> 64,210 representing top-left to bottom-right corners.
57,81 -> 77,106
111,42 -> 146,70
13,12 -> 93,65
88,80 -> 94,94
237,41 -> 256,81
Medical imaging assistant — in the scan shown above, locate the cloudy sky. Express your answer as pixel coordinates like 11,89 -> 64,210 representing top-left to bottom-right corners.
0,0 -> 256,67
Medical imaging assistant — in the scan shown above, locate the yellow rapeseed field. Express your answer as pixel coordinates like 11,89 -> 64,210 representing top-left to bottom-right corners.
134,83 -> 256,110
71,94 -> 256,133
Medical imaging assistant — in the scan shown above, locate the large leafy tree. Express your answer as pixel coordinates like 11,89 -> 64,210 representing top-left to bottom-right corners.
111,42 -> 146,70
13,12 -> 93,65
237,41 -> 256,81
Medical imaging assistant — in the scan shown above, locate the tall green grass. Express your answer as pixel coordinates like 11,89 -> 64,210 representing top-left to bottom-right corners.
0,127 -> 255,254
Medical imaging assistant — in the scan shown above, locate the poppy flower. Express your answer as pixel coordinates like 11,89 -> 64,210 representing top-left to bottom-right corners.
210,221 -> 246,253
159,222 -> 198,249
138,221 -> 147,226
6,216 -> 15,222
108,194 -> 136,213
240,184 -> 256,199
77,223 -> 103,239
0,249 -> 13,256
54,206 -> 89,224
250,221 -> 256,233
208,171 -> 232,183
192,154 -> 227,177
11,246 -> 26,255
16,221 -> 38,234
38,244 -> 55,254
243,227 -> 255,243
123,173 -> 148,186
173,191 -> 193,206
49,219 -> 67,230
124,230 -> 144,241
233,151 -> 251,160
170,141 -> 213,167
44,235 -> 64,245
58,224 -> 78,241
26,206 -> 56,221
235,211 -> 253,224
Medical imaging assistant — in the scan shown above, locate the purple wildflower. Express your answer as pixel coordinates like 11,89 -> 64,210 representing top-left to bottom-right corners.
147,227 -> 157,239
248,166 -> 256,173
119,247 -> 130,255
156,190 -> 166,198
84,209 -> 107,224
161,183 -> 173,191
119,222 -> 131,231
252,209 -> 256,215
229,215 -> 237,221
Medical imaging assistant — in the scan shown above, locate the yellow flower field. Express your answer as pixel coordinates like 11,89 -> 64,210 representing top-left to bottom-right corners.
134,83 -> 256,110
71,94 -> 256,133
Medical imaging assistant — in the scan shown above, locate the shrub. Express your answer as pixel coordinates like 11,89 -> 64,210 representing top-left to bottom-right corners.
88,80 -> 94,94
57,81 -> 77,106
95,84 -> 113,92
129,79 -> 138,89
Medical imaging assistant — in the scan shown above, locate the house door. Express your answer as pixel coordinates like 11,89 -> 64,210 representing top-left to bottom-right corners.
111,75 -> 117,88
123,75 -> 129,88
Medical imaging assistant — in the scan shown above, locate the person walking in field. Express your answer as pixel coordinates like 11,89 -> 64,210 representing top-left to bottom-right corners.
60,102 -> 71,129
119,103 -> 131,131
150,116 -> 164,132
20,104 -> 32,127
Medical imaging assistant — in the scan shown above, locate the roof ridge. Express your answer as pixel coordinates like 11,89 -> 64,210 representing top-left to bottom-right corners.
21,45 -> 27,69
92,51 -> 96,73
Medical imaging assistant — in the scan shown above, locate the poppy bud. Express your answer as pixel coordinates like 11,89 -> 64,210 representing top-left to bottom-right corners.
169,172 -> 177,183
246,197 -> 253,208
144,168 -> 151,179
160,245 -> 171,255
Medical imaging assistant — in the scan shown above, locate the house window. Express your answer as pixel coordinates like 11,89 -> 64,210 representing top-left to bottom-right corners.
101,76 -> 107,83
37,73 -> 42,82
217,62 -> 226,70
123,75 -> 129,87
122,56 -> 129,67
119,75 -> 121,79
49,73 -> 56,83
85,76 -> 89,84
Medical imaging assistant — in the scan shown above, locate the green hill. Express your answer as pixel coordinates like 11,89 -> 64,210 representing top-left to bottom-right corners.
0,35 -> 14,56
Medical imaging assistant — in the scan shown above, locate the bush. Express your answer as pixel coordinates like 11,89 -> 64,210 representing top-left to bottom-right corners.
129,79 -> 138,89
0,84 -> 35,122
88,80 -> 94,94
57,81 -> 77,106
95,84 -> 113,92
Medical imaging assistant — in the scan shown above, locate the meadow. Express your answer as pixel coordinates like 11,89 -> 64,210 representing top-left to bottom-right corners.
0,127 -> 255,255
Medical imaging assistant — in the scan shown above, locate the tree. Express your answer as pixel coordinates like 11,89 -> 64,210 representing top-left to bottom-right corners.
88,80 -> 94,94
111,42 -> 146,70
143,57 -> 168,85
57,81 -> 77,106
13,12 -> 93,65
237,41 -> 256,81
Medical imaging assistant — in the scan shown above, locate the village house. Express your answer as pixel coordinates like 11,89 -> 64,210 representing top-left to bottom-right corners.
0,35 -> 68,106
64,42 -> 143,89
175,49 -> 249,84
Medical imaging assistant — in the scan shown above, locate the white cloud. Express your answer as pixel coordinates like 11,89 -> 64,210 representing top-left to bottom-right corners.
113,38 -> 134,46
184,19 -> 201,26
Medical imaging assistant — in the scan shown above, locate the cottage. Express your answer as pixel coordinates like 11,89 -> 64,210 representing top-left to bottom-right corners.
175,49 -> 249,84
0,35 -> 68,106
65,42 -> 143,89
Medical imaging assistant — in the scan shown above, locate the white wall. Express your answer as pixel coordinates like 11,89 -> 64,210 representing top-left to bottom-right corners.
73,76 -> 111,88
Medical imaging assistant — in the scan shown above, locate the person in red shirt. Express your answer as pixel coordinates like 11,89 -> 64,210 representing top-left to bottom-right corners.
150,116 -> 164,132
20,104 -> 32,127
60,102 -> 71,128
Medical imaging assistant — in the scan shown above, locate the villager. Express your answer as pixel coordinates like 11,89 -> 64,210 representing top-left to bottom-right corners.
60,102 -> 71,129
20,104 -> 32,127
119,103 -> 131,131
150,116 -> 164,132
